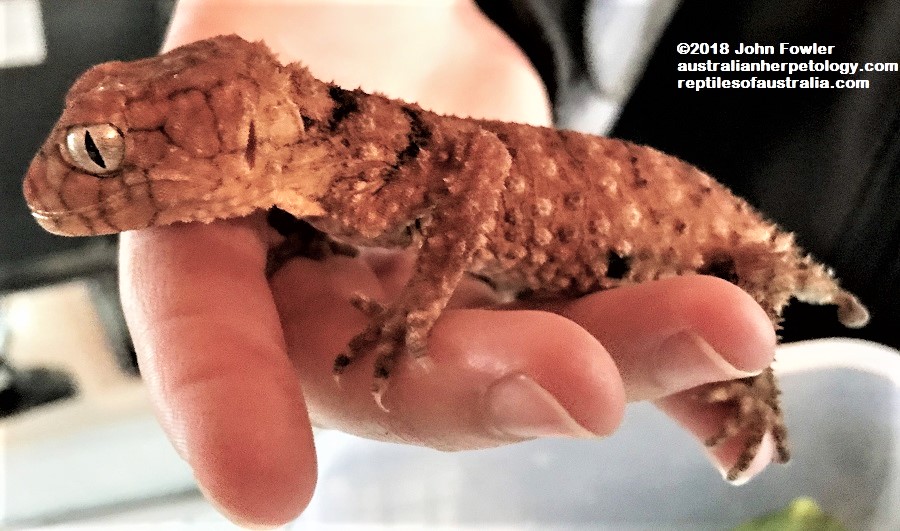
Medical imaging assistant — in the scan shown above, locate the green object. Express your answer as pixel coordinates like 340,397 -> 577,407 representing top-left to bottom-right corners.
732,497 -> 847,531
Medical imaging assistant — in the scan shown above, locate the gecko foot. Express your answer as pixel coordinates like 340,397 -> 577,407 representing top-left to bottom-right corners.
368,338 -> 437,411
699,367 -> 789,481
333,305 -> 436,406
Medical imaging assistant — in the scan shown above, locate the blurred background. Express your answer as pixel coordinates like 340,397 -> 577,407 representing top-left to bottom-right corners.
2,0 -> 174,411
1,0 -> 898,528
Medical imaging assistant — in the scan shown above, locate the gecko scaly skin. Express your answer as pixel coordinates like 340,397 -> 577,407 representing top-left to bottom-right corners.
23,35 -> 869,481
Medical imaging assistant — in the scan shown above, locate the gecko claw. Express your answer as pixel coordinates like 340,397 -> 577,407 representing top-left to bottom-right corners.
372,379 -> 391,412
370,352 -> 397,412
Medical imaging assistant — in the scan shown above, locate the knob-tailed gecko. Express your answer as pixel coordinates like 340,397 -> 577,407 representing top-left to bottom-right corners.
22,35 -> 869,481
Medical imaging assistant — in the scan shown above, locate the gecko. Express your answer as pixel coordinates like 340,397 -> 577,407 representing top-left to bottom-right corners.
22,35 -> 869,481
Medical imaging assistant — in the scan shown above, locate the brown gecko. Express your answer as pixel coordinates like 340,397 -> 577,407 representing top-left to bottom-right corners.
22,35 -> 869,481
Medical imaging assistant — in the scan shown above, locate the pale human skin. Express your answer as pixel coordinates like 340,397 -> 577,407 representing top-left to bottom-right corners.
120,0 -> 777,526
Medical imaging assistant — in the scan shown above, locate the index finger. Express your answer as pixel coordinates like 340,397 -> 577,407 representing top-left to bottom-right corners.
119,218 -> 315,527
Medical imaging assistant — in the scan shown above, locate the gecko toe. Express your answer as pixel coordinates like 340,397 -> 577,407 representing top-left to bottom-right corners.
725,430 -> 765,481
372,380 -> 391,412
350,293 -> 386,318
333,353 -> 353,376
371,356 -> 395,412
774,434 -> 791,463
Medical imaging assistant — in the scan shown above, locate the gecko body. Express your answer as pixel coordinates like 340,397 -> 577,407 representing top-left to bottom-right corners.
23,35 -> 869,481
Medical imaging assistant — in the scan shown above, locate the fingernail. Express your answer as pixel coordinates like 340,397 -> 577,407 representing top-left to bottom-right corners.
485,373 -> 597,439
660,332 -> 762,390
715,431 -> 777,486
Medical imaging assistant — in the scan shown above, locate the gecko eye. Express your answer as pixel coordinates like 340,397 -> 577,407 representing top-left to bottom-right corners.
64,124 -> 125,175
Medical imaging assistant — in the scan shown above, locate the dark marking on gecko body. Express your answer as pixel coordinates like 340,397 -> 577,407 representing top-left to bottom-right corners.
699,253 -> 739,284
245,120 -> 257,168
390,106 -> 432,173
606,250 -> 632,279
327,85 -> 361,131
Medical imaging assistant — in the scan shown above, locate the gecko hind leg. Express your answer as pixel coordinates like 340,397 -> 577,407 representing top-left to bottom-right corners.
700,367 -> 789,481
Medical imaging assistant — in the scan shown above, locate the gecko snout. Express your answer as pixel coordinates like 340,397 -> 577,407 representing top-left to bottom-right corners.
22,120 -> 157,237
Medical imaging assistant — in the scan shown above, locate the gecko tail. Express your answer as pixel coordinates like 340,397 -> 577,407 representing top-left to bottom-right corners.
708,242 -> 870,330
833,290 -> 870,328
791,258 -> 870,329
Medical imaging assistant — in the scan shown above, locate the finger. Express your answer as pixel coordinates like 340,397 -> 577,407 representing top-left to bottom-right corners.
555,274 -> 778,482
556,275 -> 776,401
359,248 -> 415,296
120,218 -> 316,527
360,248 -> 506,314
270,258 -> 626,449
361,248 -> 502,309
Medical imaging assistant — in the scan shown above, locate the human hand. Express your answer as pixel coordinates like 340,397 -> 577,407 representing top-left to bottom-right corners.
120,1 -> 777,527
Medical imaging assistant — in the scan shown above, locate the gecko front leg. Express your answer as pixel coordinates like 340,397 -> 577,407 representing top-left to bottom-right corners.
265,207 -> 359,277
334,129 -> 511,405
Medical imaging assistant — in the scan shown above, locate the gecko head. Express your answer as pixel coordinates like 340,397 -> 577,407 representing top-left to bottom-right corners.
24,35 -> 305,236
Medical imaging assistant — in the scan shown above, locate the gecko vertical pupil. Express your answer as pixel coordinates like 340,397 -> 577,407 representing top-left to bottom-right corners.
83,130 -> 106,169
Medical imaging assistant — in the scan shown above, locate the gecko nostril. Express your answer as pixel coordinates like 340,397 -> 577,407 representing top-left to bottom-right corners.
245,120 -> 257,169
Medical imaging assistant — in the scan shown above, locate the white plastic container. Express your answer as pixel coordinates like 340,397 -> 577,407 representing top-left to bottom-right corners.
298,339 -> 900,530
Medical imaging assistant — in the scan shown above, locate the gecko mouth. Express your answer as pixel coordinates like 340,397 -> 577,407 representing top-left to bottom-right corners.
29,202 -> 114,218
25,171 -> 196,236
28,201 -> 137,236
27,185 -> 127,218
25,177 -> 165,236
